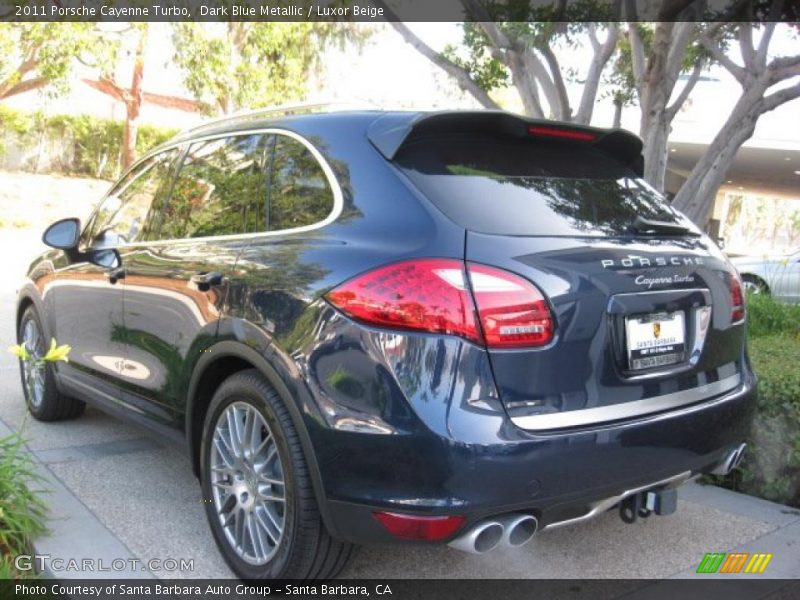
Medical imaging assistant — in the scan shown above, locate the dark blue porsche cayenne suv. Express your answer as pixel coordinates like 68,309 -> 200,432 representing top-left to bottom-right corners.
17,108 -> 755,579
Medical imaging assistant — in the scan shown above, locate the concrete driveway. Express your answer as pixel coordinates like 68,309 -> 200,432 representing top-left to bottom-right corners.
1,194 -> 798,581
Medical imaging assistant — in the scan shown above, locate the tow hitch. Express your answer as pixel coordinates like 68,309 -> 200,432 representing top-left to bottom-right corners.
620,488 -> 678,523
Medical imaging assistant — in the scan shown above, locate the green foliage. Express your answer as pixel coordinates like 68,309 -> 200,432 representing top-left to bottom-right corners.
745,293 -> 800,339
173,22 -> 367,115
712,336 -> 800,507
0,107 -> 177,179
443,9 -> 618,108
0,430 -> 47,578
442,25 -> 510,92
708,295 -> 800,507
0,23 -> 102,99
602,25 -> 650,109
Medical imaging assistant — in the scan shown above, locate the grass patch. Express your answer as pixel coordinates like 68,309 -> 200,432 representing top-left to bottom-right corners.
0,430 -> 47,578
745,293 -> 800,338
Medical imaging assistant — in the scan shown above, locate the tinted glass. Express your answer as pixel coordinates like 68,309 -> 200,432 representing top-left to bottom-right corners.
268,135 -> 333,231
87,149 -> 179,247
159,134 -> 267,240
396,136 -> 691,237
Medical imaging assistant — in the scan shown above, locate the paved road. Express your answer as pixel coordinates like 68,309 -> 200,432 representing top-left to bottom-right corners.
2,228 -> 798,580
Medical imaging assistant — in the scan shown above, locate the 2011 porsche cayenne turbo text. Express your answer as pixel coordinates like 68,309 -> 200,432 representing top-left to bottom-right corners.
16,108 -> 755,579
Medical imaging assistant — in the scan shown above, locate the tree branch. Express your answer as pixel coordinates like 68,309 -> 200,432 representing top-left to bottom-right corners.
737,22 -> 756,68
587,23 -> 600,50
472,20 -> 516,61
93,76 -> 129,104
576,24 -> 619,124
461,0 -> 551,118
627,25 -> 646,98
756,22 -> 777,65
698,31 -> 747,83
382,19 -> 500,109
0,76 -> 47,99
667,22 -> 700,81
767,55 -> 800,84
666,56 -> 706,121
761,80 -> 800,114
540,45 -> 572,120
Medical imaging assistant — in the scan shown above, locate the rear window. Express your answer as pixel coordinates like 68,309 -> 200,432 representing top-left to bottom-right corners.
395,136 -> 688,237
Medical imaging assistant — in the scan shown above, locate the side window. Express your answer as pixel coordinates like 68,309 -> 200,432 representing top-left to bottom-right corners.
158,134 -> 267,240
86,149 -> 179,247
267,135 -> 334,231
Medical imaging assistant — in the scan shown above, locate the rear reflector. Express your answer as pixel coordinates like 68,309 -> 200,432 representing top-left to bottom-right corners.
325,259 -> 555,349
730,273 -> 745,323
373,511 -> 465,541
528,125 -> 596,141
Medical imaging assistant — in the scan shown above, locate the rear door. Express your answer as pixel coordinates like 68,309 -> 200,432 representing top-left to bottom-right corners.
396,131 -> 745,431
117,134 -> 268,425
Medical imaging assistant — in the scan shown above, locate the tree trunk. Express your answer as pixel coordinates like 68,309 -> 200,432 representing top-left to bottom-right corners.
612,100 -> 623,128
633,21 -> 700,192
121,115 -> 139,171
121,27 -> 147,169
671,89 -> 762,225
639,106 -> 671,192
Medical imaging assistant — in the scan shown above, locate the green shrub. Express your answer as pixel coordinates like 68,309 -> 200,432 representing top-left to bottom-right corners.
0,106 -> 178,180
0,431 -> 47,578
708,326 -> 800,506
746,293 -> 800,339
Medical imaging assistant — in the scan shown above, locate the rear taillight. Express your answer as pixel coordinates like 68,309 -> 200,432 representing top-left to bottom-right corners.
730,273 -> 746,323
325,259 -> 481,343
325,259 -> 555,349
373,511 -> 465,541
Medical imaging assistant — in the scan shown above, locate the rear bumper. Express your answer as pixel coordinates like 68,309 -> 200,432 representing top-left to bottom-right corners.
318,378 -> 755,545
298,312 -> 757,545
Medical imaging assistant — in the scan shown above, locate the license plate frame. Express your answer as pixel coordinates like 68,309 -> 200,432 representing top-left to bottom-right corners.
625,310 -> 686,371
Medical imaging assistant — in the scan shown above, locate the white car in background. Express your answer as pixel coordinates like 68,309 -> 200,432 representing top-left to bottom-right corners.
731,249 -> 800,301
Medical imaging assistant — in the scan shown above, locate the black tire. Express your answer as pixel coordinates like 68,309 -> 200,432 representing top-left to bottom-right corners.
742,274 -> 770,296
17,305 -> 85,422
200,369 -> 354,580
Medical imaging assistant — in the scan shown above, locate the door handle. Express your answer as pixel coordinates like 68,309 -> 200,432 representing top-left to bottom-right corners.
105,267 -> 126,285
191,271 -> 224,291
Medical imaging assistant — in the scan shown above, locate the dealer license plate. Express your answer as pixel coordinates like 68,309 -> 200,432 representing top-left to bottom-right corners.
625,311 -> 685,370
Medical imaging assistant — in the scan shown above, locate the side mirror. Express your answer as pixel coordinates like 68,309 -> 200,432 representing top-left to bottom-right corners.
89,248 -> 121,270
43,218 -> 81,250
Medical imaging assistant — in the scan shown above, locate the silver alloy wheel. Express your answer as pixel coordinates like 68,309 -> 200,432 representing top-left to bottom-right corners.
21,318 -> 45,408
210,401 -> 286,565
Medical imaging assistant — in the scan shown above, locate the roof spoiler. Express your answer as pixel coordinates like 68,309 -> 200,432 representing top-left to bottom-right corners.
367,110 -> 644,176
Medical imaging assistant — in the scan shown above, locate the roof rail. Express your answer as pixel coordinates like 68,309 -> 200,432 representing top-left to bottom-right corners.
179,100 -> 379,138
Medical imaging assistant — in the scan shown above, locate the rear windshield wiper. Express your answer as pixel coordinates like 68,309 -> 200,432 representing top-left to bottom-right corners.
630,215 -> 701,237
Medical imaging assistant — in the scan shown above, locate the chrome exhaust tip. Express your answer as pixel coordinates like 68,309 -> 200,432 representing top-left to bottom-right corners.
711,443 -> 747,476
447,520 -> 504,554
731,443 -> 747,470
497,513 -> 538,548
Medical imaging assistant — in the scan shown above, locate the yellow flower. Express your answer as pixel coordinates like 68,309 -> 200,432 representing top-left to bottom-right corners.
42,339 -> 70,363
8,344 -> 30,361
